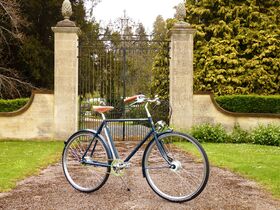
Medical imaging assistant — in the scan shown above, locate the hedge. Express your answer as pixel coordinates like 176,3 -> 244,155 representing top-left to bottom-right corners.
215,95 -> 280,114
0,98 -> 29,112
190,123 -> 280,146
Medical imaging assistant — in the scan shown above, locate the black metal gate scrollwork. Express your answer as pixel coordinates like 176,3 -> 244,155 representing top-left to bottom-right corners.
78,33 -> 169,141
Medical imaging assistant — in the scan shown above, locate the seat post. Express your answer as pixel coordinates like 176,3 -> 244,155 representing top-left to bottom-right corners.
101,113 -> 106,120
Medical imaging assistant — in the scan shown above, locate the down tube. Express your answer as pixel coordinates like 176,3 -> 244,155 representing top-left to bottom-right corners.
124,129 -> 155,162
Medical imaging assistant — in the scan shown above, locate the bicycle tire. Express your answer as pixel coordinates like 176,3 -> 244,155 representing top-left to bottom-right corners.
62,130 -> 112,192
143,132 -> 209,202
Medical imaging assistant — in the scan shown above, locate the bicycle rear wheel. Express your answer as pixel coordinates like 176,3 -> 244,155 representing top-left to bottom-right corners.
62,130 -> 111,192
143,132 -> 209,202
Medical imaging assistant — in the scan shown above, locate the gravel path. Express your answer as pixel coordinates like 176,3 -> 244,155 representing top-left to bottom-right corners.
0,141 -> 279,210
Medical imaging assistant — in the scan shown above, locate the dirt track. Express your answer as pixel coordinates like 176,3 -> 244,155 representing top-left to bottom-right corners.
0,141 -> 279,210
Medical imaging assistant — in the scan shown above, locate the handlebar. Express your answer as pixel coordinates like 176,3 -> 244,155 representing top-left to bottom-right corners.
124,94 -> 160,106
92,94 -> 170,124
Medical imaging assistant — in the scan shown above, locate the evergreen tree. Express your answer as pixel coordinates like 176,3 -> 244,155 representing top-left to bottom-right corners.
15,0 -> 94,90
185,0 -> 280,95
130,23 -> 151,95
151,18 -> 175,99
0,0 -> 100,98
152,15 -> 167,41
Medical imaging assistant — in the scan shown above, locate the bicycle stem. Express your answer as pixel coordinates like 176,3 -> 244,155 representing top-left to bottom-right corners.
145,102 -> 152,118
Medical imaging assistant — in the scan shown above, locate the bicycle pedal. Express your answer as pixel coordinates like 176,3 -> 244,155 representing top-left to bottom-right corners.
124,162 -> 131,169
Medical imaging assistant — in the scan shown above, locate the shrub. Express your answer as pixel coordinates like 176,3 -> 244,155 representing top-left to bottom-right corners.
249,124 -> 280,146
190,123 -> 229,143
215,95 -> 280,114
189,123 -> 280,146
229,124 -> 251,144
0,98 -> 29,112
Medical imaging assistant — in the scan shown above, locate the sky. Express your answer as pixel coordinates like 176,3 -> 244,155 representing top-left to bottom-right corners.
89,0 -> 183,33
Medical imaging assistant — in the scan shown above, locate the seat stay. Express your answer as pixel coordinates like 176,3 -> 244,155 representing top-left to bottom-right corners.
81,125 -> 105,160
89,138 -> 98,157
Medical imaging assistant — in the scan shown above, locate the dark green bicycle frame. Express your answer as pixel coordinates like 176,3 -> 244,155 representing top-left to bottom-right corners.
81,117 -> 173,168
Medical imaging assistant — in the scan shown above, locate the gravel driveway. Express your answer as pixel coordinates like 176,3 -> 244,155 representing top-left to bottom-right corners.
0,141 -> 279,210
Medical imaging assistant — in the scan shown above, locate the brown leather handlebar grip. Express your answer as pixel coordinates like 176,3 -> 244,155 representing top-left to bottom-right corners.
124,95 -> 138,103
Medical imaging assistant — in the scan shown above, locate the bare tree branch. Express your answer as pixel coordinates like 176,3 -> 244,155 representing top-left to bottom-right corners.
0,67 -> 38,99
84,0 -> 102,21
0,0 -> 33,99
0,0 -> 27,54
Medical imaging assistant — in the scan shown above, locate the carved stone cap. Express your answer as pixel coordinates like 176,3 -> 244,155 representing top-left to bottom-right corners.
56,0 -> 76,27
168,22 -> 196,37
62,0 -> 73,19
56,19 -> 76,27
175,2 -> 186,22
173,21 -> 191,28
52,26 -> 81,35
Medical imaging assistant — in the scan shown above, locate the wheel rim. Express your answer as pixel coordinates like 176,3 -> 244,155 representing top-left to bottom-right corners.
144,133 -> 209,202
63,133 -> 110,192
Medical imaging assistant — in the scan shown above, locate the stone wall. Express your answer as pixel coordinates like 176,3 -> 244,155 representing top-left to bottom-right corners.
193,93 -> 280,131
169,22 -> 280,131
0,11 -> 80,140
0,17 -> 278,140
0,91 -> 54,139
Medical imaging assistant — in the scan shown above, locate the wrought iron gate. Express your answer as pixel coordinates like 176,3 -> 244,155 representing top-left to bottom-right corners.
78,34 -> 169,140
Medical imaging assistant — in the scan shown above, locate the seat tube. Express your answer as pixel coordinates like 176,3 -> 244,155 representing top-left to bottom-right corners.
104,126 -> 117,159
101,113 -> 119,160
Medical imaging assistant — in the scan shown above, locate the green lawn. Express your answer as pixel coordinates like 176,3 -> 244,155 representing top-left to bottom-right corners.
176,143 -> 280,198
0,140 -> 63,192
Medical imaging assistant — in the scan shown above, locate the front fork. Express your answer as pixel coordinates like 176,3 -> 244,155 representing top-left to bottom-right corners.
152,119 -> 174,166
154,132 -> 174,166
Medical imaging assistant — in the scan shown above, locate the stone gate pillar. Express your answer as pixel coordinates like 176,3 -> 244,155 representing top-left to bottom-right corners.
52,0 -> 80,139
169,22 -> 196,130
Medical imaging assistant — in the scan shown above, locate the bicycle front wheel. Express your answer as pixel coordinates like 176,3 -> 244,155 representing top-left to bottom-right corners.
143,132 -> 209,202
62,130 -> 111,192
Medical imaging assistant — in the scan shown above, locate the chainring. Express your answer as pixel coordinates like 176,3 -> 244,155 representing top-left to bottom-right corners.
111,159 -> 126,177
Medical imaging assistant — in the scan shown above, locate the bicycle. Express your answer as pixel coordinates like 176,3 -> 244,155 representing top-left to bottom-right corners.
62,95 -> 209,203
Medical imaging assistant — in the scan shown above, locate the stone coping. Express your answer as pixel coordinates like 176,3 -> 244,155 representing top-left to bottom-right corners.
0,90 -> 54,117
52,26 -> 81,35
194,91 -> 280,118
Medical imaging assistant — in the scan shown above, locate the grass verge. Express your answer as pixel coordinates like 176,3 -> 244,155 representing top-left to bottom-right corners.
0,140 -> 63,192
176,143 -> 280,198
